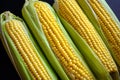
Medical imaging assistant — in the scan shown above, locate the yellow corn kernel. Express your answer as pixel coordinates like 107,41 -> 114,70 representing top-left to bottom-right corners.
5,19 -> 51,80
88,0 -> 120,65
57,0 -> 117,73
34,1 -> 94,80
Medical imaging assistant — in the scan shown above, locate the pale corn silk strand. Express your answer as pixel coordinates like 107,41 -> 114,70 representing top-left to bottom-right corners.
34,1 -> 94,80
5,19 -> 51,80
88,0 -> 120,63
57,0 -> 117,73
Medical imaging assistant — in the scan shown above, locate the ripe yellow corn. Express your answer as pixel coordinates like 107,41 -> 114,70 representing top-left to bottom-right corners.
0,11 -> 57,80
33,1 -> 94,80
54,0 -> 117,74
5,19 -> 51,80
87,0 -> 120,66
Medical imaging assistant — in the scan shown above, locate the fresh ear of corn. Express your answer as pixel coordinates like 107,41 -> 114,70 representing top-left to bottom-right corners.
22,0 -> 96,79
76,0 -> 120,79
0,11 -> 58,80
85,0 -> 120,67
53,0 -> 119,79
22,1 -> 69,80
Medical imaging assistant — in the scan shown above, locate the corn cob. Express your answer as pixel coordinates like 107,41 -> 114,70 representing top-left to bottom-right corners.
22,0 -> 96,80
76,0 -> 120,79
87,0 -> 120,67
0,11 -> 58,80
53,0 -> 119,79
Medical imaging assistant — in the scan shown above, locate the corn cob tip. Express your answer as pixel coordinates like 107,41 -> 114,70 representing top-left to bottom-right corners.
1,11 -> 10,20
0,11 -> 11,37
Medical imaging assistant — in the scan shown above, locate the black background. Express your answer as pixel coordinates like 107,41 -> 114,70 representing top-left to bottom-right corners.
0,0 -> 120,80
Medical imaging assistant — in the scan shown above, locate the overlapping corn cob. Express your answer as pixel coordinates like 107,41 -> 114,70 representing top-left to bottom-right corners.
0,11 -> 57,80
76,0 -> 120,78
53,0 -> 119,79
87,0 -> 120,68
22,0 -> 96,80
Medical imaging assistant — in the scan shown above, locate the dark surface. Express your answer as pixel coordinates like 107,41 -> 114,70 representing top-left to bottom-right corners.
106,0 -> 120,21
0,0 -> 120,80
